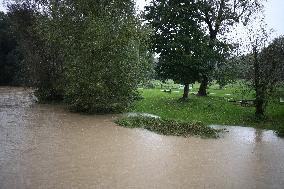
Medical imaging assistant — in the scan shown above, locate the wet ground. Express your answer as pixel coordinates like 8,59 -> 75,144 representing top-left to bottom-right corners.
0,87 -> 284,189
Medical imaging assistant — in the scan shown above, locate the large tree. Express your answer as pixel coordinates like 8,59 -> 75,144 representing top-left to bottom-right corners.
195,0 -> 265,96
60,0 -> 151,112
145,0 -> 212,99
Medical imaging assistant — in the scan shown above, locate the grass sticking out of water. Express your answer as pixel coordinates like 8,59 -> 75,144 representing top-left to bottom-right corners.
115,116 -> 222,138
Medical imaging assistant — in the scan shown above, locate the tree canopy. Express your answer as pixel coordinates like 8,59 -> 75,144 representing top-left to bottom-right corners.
145,0 -> 212,98
7,0 -> 151,113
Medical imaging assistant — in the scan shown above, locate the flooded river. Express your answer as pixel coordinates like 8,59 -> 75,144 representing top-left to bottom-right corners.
0,87 -> 284,189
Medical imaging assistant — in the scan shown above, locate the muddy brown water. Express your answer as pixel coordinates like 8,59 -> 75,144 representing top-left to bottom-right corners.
0,87 -> 284,189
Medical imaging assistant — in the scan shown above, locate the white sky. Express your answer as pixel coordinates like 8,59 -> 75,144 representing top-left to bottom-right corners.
0,1 -> 5,11
264,0 -> 284,36
1,0 -> 283,36
135,0 -> 284,36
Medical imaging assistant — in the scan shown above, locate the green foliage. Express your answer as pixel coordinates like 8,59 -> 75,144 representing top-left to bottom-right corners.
8,3 -> 65,100
115,116 -> 221,138
245,27 -> 284,116
145,0 -> 211,92
145,1 -> 246,96
214,56 -> 251,88
60,0 -> 150,113
194,0 -> 264,95
8,0 -> 151,112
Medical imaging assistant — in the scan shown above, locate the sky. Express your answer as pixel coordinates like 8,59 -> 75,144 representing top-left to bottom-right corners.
135,0 -> 284,37
264,0 -> 284,36
1,0 -> 283,36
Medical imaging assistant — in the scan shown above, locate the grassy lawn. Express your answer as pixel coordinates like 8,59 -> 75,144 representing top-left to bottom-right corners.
128,84 -> 284,131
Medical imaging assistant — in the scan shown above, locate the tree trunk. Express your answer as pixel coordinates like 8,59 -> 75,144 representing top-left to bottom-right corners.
182,83 -> 189,99
255,97 -> 265,117
197,75 -> 208,96
253,47 -> 265,117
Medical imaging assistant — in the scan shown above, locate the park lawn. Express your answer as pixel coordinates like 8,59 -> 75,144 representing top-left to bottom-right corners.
129,88 -> 284,131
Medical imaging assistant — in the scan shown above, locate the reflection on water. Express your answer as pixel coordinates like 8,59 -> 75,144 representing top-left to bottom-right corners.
254,129 -> 263,143
0,87 -> 284,189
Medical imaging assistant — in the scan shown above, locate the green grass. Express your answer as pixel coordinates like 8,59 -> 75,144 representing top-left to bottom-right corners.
127,85 -> 284,132
115,116 -> 222,138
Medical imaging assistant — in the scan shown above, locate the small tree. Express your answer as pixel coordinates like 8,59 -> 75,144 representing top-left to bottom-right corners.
246,24 -> 284,117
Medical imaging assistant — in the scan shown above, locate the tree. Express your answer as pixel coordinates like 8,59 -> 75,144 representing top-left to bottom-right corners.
8,1 -> 65,100
246,24 -> 284,117
145,0 -> 211,99
195,0 -> 265,96
61,0 -> 150,112
214,58 -> 237,89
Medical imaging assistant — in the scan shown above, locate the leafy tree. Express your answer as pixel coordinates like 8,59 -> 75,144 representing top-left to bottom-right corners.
61,0 -> 150,112
213,51 -> 251,89
214,59 -> 237,89
195,0 -> 265,96
145,0 -> 211,99
8,2 -> 65,101
255,36 -> 284,116
246,24 -> 284,117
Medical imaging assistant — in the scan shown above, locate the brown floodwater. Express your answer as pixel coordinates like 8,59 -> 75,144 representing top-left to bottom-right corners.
0,87 -> 284,189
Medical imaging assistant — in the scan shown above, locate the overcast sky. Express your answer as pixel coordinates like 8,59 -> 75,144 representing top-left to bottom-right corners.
136,0 -> 284,36
1,0 -> 283,36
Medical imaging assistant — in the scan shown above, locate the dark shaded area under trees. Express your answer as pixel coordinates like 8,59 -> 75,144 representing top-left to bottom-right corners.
0,11 -> 22,85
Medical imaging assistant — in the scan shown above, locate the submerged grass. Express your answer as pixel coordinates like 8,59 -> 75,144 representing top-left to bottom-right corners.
115,116 -> 222,138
